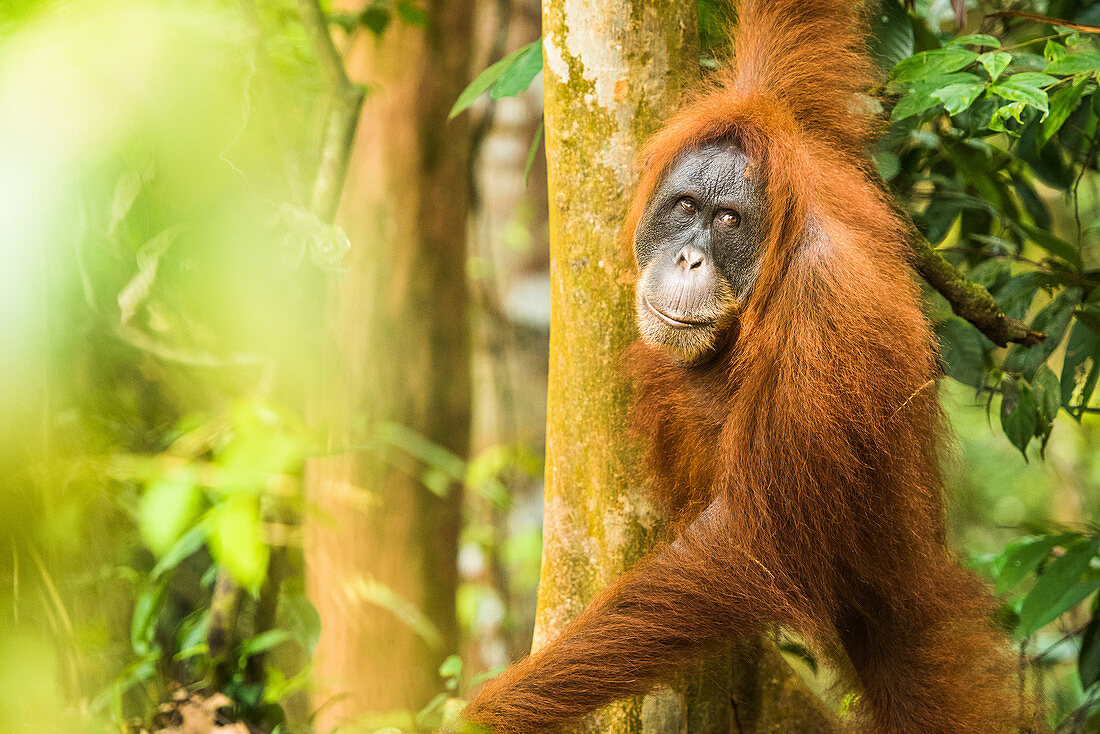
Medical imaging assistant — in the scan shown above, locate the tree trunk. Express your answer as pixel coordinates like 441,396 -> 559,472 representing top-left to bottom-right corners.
303,0 -> 474,726
535,1 -> 840,731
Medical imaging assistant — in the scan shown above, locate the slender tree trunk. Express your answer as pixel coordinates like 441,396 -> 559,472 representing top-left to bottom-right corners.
303,0 -> 474,725
535,2 -> 840,731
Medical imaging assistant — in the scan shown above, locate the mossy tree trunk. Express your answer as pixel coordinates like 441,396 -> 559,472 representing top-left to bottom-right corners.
535,1 -> 841,731
303,0 -> 473,726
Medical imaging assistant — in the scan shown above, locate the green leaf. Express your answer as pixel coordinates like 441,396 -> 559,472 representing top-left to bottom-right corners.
239,629 -> 293,657
438,654 -> 463,679
978,52 -> 1011,82
131,578 -> 169,656
988,101 -> 1027,133
1000,376 -> 1039,457
490,38 -> 543,99
396,0 -> 428,26
949,34 -> 1000,49
996,533 -> 1078,593
1080,615 -> 1100,689
1032,365 -> 1061,453
1061,319 -> 1100,419
1044,41 -> 1067,63
175,608 -> 210,660
1010,72 -> 1058,88
1021,223 -> 1081,266
869,0 -> 914,72
450,39 -> 541,119
1012,178 -> 1051,229
207,497 -> 269,593
992,79 -> 1049,116
1075,303 -> 1100,335
1018,537 -> 1100,637
891,73 -> 983,121
217,402 -> 303,495
150,524 -> 206,581
892,88 -> 942,121
1045,52 -> 1100,75
935,317 -> 986,386
967,258 -> 1011,292
138,467 -> 201,557
1039,76 -> 1089,148
1033,365 -> 1061,424
933,78 -> 986,115
1003,288 -> 1082,378
278,594 -> 322,655
994,272 -> 1040,321
1025,580 -> 1100,638
892,47 -> 978,82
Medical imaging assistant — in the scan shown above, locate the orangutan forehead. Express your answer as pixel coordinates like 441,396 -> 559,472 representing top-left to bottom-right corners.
655,141 -> 762,203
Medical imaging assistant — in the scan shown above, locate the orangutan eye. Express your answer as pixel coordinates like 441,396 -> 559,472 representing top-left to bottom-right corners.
716,209 -> 741,227
677,197 -> 697,213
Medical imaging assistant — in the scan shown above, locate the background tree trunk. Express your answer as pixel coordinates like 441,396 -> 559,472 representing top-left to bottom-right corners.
303,0 -> 474,726
465,0 -> 550,670
535,1 -> 841,731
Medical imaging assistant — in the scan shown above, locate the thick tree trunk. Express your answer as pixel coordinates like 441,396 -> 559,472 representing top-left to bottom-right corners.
535,1 -> 840,732
303,0 -> 473,726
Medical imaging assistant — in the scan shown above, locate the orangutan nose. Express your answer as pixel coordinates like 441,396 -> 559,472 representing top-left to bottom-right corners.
676,246 -> 706,271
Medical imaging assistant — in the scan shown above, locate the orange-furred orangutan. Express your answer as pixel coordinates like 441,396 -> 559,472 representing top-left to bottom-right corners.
462,1 -> 1030,732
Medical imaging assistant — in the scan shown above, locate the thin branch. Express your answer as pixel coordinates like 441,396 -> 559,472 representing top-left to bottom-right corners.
296,0 -> 355,97
987,10 -> 1100,35
295,0 -> 366,221
910,232 -> 1045,347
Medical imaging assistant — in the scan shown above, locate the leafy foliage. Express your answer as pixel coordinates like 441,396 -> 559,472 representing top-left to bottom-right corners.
989,528 -> 1100,722
878,1 -> 1100,460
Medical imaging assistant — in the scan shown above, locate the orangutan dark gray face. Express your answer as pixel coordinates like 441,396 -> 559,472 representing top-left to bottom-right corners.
632,139 -> 765,362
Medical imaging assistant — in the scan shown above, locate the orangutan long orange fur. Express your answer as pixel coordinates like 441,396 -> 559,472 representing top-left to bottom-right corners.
464,1 -> 1028,732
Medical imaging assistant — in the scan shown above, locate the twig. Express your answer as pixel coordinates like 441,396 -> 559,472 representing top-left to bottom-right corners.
295,0 -> 366,221
987,10 -> 1100,35
1073,131 -> 1100,252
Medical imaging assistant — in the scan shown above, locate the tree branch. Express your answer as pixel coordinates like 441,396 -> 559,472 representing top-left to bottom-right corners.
909,231 -> 1046,348
986,10 -> 1100,35
295,0 -> 366,221
871,168 -> 1046,348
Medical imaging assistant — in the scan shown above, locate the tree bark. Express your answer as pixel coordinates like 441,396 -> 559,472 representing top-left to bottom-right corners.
535,1 -> 840,731
303,0 -> 473,725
